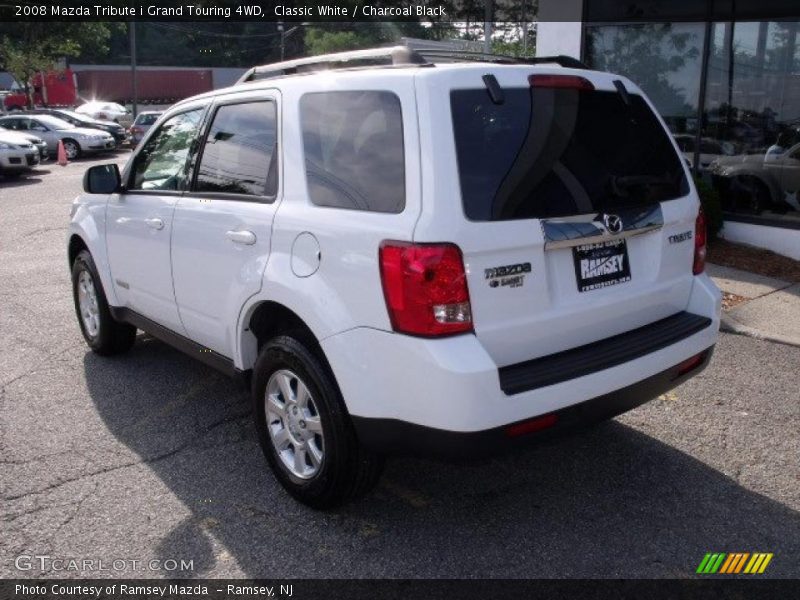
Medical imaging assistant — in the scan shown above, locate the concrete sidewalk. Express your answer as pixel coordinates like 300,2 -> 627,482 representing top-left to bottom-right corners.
707,263 -> 800,347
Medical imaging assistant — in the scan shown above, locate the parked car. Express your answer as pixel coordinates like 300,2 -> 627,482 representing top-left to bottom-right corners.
709,138 -> 800,213
75,101 -> 128,122
68,47 -> 721,508
0,130 -> 39,176
0,114 -> 115,159
1,130 -> 48,160
129,111 -> 162,146
27,108 -> 127,145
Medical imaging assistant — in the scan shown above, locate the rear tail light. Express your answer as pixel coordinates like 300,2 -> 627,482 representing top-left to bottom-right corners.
693,208 -> 707,275
529,74 -> 595,91
130,126 -> 142,135
379,241 -> 473,337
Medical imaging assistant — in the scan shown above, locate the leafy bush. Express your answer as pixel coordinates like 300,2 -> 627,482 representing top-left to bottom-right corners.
693,176 -> 724,241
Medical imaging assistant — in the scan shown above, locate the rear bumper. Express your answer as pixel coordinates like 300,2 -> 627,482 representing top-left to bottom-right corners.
352,346 -> 714,459
322,275 -> 721,455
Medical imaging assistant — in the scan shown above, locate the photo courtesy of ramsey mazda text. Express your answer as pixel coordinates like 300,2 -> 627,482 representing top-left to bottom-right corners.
69,46 -> 721,509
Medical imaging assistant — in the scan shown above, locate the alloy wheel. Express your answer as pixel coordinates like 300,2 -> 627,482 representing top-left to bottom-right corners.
265,369 -> 325,479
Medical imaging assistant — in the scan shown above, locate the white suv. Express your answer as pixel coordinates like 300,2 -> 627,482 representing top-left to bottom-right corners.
68,48 -> 721,508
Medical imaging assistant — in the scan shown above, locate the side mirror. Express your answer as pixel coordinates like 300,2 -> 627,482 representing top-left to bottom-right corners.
83,163 -> 121,194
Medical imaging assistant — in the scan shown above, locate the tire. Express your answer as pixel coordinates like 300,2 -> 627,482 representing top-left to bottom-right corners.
252,335 -> 384,509
71,250 -> 136,356
742,177 -> 770,214
62,139 -> 80,160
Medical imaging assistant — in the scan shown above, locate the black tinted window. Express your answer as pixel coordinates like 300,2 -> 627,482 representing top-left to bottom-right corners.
451,87 -> 688,221
194,101 -> 278,198
300,91 -> 405,213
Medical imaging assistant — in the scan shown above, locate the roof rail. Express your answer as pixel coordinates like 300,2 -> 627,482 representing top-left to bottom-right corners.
237,46 -> 427,83
414,49 -> 589,70
236,46 -> 589,85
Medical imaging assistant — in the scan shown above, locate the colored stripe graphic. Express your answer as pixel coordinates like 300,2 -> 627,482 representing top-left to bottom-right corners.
698,552 -> 772,574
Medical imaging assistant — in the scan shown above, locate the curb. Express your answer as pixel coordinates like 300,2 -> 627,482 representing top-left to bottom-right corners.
720,313 -> 800,348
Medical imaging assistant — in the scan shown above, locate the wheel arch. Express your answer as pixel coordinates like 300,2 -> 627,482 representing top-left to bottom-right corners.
68,212 -> 118,306
238,299 -> 329,373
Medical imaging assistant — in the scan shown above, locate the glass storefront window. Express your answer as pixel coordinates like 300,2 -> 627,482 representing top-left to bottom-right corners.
705,21 -> 800,217
585,23 -> 705,135
585,19 -> 800,224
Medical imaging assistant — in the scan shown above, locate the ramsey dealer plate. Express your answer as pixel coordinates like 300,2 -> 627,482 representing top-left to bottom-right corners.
572,239 -> 631,292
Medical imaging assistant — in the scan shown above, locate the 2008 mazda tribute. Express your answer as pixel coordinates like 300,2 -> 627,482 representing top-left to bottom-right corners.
68,47 -> 721,508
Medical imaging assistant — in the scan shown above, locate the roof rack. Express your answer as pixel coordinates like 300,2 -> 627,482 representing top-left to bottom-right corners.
238,46 -> 427,83
415,49 -> 589,70
236,46 -> 589,84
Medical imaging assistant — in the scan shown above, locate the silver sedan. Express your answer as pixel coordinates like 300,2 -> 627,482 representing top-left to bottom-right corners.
0,114 -> 116,159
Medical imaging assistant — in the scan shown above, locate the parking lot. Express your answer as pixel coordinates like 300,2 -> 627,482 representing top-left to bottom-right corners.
0,154 -> 798,579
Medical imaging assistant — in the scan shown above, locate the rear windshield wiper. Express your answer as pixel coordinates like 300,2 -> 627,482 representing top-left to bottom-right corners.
610,174 -> 675,196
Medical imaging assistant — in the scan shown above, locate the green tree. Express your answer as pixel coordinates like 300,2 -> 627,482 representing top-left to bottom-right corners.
0,23 -> 118,107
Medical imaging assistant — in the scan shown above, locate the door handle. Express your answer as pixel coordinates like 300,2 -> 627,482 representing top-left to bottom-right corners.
144,217 -> 164,230
226,229 -> 257,245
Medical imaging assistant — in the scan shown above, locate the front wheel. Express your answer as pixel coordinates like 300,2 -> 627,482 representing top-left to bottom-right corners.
252,335 -> 383,509
71,250 -> 136,355
62,139 -> 80,160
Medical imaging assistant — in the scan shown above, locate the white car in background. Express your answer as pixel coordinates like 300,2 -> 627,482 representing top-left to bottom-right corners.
75,101 -> 129,123
0,130 -> 39,176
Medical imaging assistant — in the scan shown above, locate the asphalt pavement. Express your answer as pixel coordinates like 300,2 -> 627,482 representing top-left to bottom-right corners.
1,156 -> 798,579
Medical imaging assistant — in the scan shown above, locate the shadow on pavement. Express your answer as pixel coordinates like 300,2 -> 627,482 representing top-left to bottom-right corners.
0,174 -> 45,188
83,337 -> 800,578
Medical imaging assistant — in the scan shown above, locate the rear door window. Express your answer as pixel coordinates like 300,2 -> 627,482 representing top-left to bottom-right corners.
451,85 -> 688,221
194,100 -> 278,198
299,91 -> 405,213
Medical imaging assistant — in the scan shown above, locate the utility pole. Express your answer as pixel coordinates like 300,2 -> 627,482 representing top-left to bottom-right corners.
278,21 -> 285,61
130,21 -> 138,118
484,0 -> 492,54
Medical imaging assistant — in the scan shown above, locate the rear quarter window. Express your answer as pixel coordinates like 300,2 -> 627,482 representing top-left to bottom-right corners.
299,91 -> 405,214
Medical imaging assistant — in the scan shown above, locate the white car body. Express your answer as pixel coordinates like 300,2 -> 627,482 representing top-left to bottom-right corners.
75,101 -> 128,122
0,130 -> 39,174
68,59 -> 721,461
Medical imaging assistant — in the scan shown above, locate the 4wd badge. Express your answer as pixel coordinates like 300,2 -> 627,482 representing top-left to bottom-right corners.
485,262 -> 531,288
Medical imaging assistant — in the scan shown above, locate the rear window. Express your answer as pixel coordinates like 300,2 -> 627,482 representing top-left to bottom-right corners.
300,91 -> 405,214
451,86 -> 688,221
136,114 -> 160,126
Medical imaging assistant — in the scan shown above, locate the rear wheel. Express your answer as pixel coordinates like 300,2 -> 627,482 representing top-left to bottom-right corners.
71,250 -> 136,355
252,335 -> 383,509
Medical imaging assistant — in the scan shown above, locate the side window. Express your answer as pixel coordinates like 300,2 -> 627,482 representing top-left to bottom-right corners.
194,100 -> 278,198
130,109 -> 203,191
299,91 -> 405,213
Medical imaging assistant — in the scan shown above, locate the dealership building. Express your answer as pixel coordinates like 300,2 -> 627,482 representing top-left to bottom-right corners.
537,0 -> 800,259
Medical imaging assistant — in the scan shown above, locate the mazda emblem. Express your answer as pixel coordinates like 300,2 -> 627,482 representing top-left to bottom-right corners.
603,214 -> 623,234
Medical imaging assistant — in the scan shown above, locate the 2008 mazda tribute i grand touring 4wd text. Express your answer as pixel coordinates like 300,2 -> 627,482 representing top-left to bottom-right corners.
67,47 -> 721,508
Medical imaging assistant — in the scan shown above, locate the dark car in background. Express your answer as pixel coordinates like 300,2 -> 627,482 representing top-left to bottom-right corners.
26,108 -> 128,145
129,111 -> 162,146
